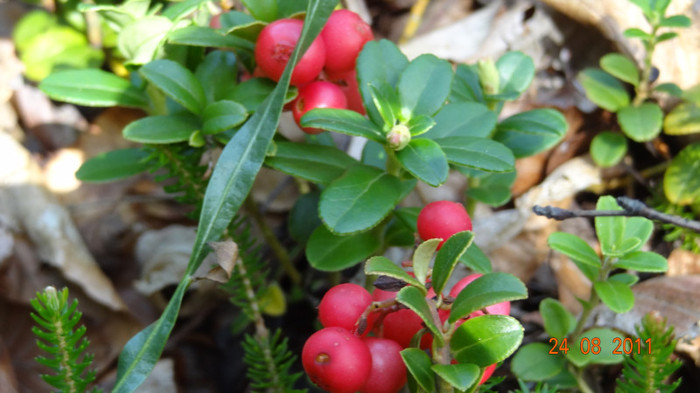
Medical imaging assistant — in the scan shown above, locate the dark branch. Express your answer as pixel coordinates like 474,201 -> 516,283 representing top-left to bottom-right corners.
533,197 -> 700,233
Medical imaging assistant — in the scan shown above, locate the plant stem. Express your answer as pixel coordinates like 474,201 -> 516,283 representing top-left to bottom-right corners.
384,145 -> 402,177
53,311 -> 78,393
633,27 -> 659,105
244,196 -> 302,285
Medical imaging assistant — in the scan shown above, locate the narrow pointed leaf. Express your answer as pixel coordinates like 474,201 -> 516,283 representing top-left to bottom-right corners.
436,136 -> 514,172
432,363 -> 480,391
307,226 -> 380,271
432,231 -> 474,296
449,273 -> 527,323
140,59 -> 207,115
396,139 -> 449,187
320,165 -> 402,234
40,69 -> 148,108
265,141 -> 359,184
451,315 -> 523,366
365,256 -> 422,288
300,108 -> 384,142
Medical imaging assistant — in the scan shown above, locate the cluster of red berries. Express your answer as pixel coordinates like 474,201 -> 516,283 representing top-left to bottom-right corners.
253,10 -> 373,134
302,201 -> 510,393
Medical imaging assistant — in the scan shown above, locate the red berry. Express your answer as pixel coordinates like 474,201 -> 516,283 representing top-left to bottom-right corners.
325,69 -> 365,115
254,18 -> 326,86
449,274 -> 511,317
292,81 -> 347,134
416,201 -> 472,249
480,364 -> 496,385
321,10 -> 374,73
318,283 -> 372,334
302,327 -> 372,393
372,287 -> 434,349
210,13 -> 222,29
360,337 -> 407,393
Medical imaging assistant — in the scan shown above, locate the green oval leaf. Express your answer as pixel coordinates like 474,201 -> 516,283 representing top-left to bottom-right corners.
566,328 -> 625,366
202,100 -> 248,134
320,165 -> 402,234
307,226 -> 380,271
396,139 -> 449,187
623,217 -> 653,252
75,148 -> 150,183
459,243 -> 492,274
614,251 -> 668,272
357,40 -> 409,126
397,286 -> 442,342
466,171 -> 515,208
140,59 -> 207,115
195,50 -> 239,104
265,141 -> 359,185
540,298 -> 576,338
590,131 -> 627,167
365,256 -> 422,288
122,115 -> 200,143
511,343 -> 566,381
436,136 -> 515,172
494,109 -> 567,158
433,231 -> 474,296
413,239 -> 441,286
449,273 -> 527,323
600,53 -> 639,86
659,14 -> 691,28
450,315 -> 524,367
301,108 -> 384,142
595,196 -> 626,257
407,115 -> 436,137
401,348 -> 435,393
398,54 -> 453,118
547,232 -> 601,268
578,68 -> 630,112
432,363 -> 480,391
664,102 -> 700,135
618,103 -> 663,142
664,143 -> 700,205
497,51 -> 535,97
423,102 -> 496,139
168,25 -> 255,51
450,64 -> 484,103
594,280 -> 634,313
40,69 -> 148,108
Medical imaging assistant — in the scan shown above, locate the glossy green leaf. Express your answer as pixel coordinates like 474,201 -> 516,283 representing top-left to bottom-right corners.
195,51 -> 238,104
397,286 -> 442,341
356,40 -> 409,127
112,3 -> 339,391
220,11 -> 263,41
540,298 -> 576,338
590,131 -> 627,167
401,348 -> 435,393
288,191 -> 321,244
241,0 -> 278,22
466,171 -> 516,208
614,251 -> 668,272
40,69 -> 148,108
600,53 -> 639,86
432,363 -> 480,391
450,273 -> 527,323
578,68 -> 630,112
361,140 -> 387,170
202,100 -> 248,134
308,226 -> 380,271
548,232 -> 601,269
407,115 -> 436,137
594,280 -> 634,313
369,83 -> 400,128
118,16 -> 172,65
433,231 -> 474,296
656,32 -> 678,43
497,51 -> 535,97
75,148 -> 150,183
624,28 -> 654,40
566,328 -> 625,367
595,196 -> 626,256
396,139 -> 449,187
140,59 -> 207,115
228,77 -> 277,112
265,141 -> 358,185
655,82 -> 683,97
436,136 -> 514,173
168,25 -> 255,51
413,239 -> 441,286
423,102 -> 496,139
664,102 -> 700,135
659,14 -> 692,27
609,273 -> 639,286
365,256 -> 422,288
162,0 -> 210,20
622,217 -> 653,252
494,109 -> 567,158
398,54 -> 453,118
511,343 -> 566,381
451,64 -> 484,103
618,103 -> 663,142
122,115 -> 200,144
451,315 -> 524,367
301,108 -> 384,142
320,165 -> 402,234
664,143 -> 700,205
459,243 -> 492,274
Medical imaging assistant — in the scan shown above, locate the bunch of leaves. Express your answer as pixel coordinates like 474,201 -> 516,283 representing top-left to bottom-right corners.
30,287 -> 101,393
277,45 -> 565,272
366,231 -> 528,392
615,312 -> 682,393
511,196 -> 669,391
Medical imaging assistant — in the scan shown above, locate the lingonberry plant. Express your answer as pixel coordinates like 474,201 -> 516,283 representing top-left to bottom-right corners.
32,0 -> 572,391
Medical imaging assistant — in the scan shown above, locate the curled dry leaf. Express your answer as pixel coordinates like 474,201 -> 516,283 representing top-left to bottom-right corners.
206,240 -> 238,283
